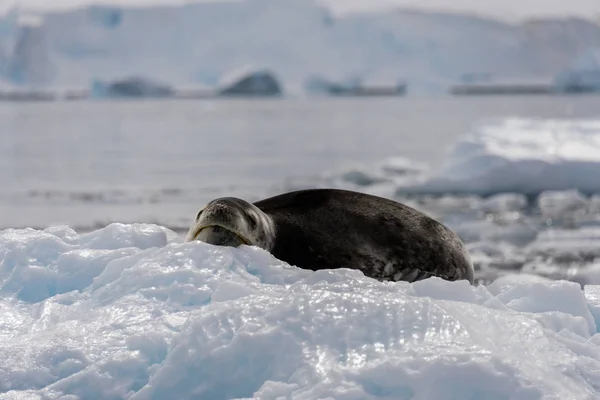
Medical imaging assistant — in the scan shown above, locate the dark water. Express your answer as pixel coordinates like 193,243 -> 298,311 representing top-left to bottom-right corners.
0,95 -> 599,232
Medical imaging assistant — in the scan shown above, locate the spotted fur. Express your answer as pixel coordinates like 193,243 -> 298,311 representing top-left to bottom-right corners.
186,189 -> 474,284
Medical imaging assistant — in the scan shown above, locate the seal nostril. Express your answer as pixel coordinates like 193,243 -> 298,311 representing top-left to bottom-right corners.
196,209 -> 203,220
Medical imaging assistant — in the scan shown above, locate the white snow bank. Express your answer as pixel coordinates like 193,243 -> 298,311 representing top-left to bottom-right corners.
398,118 -> 600,196
2,223 -> 600,399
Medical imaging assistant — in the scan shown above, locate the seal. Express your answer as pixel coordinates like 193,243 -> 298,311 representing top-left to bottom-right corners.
185,188 -> 474,284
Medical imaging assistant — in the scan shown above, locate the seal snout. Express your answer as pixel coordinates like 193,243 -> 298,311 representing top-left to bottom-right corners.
185,198 -> 253,247
185,196 -> 276,251
194,225 -> 249,247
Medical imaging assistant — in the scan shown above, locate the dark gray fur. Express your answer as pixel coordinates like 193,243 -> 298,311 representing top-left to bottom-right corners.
188,189 -> 474,284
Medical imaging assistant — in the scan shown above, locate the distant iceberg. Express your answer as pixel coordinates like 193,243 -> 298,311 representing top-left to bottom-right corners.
305,75 -> 407,97
217,67 -> 282,97
87,69 -> 283,99
90,76 -> 173,98
2,12 -> 55,87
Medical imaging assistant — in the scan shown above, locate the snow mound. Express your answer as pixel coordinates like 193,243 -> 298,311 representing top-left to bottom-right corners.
2,224 -> 600,398
397,118 -> 600,196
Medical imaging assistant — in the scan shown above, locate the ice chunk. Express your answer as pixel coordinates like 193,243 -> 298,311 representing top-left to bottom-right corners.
480,193 -> 528,214
398,118 -> 600,196
0,225 -> 600,399
77,223 -> 169,250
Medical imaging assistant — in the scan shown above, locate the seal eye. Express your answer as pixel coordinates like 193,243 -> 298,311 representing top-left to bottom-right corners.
195,209 -> 203,221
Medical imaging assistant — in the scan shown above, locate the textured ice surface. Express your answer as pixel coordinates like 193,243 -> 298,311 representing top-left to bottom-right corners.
2,223 -> 600,399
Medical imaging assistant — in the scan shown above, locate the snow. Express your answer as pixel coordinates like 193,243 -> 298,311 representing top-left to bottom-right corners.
397,118 -> 600,196
0,1 -> 597,93
2,223 -> 600,398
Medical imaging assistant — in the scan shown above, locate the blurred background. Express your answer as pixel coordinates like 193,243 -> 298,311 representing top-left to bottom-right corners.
1,0 -> 600,284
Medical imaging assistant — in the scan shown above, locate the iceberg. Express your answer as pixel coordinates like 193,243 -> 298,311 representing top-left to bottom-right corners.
396,118 -> 600,196
217,67 -> 282,97
90,76 -> 173,98
2,223 -> 600,398
3,13 -> 55,87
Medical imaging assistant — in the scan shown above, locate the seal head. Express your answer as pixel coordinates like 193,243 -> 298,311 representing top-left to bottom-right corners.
185,197 -> 276,250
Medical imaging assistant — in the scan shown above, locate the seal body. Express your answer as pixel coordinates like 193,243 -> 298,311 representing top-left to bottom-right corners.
186,189 -> 474,284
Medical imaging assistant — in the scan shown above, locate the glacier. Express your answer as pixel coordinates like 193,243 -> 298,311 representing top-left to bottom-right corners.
2,223 -> 600,399
0,0 -> 598,93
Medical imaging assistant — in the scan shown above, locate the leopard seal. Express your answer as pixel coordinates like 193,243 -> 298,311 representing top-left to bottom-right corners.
185,188 -> 474,284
